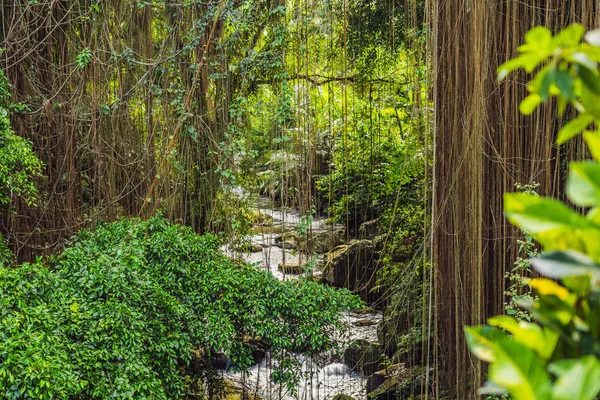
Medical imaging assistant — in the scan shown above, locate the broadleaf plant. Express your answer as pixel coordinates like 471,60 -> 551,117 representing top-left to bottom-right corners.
466,24 -> 600,399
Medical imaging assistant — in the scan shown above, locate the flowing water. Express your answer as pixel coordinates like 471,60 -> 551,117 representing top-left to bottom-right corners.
222,198 -> 383,400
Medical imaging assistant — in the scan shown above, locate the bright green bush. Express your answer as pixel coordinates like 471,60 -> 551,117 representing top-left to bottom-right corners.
0,216 -> 361,399
466,25 -> 600,400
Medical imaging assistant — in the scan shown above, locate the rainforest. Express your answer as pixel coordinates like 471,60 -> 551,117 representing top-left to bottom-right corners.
2,1 -> 600,399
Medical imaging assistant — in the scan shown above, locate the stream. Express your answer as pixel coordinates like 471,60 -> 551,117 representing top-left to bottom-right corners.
222,198 -> 383,400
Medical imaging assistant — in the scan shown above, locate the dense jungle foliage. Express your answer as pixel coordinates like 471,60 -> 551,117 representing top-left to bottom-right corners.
6,0 -> 600,398
0,216 -> 362,399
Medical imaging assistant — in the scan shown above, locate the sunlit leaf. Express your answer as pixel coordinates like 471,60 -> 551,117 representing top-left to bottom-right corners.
557,114 -> 594,144
532,251 -> 600,281
550,356 -> 600,400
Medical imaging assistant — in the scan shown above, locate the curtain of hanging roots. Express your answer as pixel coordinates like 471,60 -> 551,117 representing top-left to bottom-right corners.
430,1 -> 597,397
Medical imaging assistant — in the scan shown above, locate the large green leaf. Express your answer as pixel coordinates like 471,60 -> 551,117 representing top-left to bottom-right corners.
465,326 -> 506,363
488,338 -> 552,400
488,315 -> 558,360
557,114 -> 594,144
532,251 -> 600,283
549,356 -> 600,400
504,193 -> 592,233
567,162 -> 600,207
583,131 -> 600,161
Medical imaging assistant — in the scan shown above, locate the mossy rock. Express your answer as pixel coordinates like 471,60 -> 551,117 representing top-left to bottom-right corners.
223,380 -> 261,400
343,339 -> 383,375
332,394 -> 356,400
277,262 -> 305,274
323,240 -> 376,297
249,210 -> 273,226
377,310 -> 409,356
351,307 -> 376,314
233,243 -> 263,253
354,319 -> 379,327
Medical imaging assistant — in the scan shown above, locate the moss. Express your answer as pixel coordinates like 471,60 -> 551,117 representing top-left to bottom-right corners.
332,394 -> 356,400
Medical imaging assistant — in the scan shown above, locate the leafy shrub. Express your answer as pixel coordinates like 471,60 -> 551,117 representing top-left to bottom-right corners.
0,216 -> 361,399
0,69 -> 43,206
466,25 -> 600,400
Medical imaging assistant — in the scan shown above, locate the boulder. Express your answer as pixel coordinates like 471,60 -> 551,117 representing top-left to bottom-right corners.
274,228 -> 345,254
332,395 -> 356,400
306,227 -> 345,253
377,310 -> 410,356
353,319 -> 379,327
233,243 -> 263,253
323,240 -> 376,295
278,262 -> 305,274
249,210 -> 273,226
366,365 -> 411,400
351,307 -> 376,314
274,233 -> 299,250
358,219 -> 378,240
243,335 -> 268,366
223,379 -> 261,400
343,339 -> 383,375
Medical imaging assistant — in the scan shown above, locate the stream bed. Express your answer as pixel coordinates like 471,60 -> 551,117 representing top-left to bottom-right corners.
222,199 -> 383,400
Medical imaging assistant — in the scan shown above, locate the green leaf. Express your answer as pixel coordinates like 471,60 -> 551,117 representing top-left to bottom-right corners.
581,86 -> 600,120
576,64 -> 600,96
525,27 -> 552,48
552,24 -> 585,47
583,131 -> 600,160
557,114 -> 594,144
554,70 -> 575,101
504,193 -> 592,233
498,58 -> 526,81
531,250 -> 600,280
487,315 -> 558,360
572,52 -> 598,72
488,338 -> 552,400
465,326 -> 506,363
520,94 -> 542,115
549,356 -> 600,400
567,161 -> 600,207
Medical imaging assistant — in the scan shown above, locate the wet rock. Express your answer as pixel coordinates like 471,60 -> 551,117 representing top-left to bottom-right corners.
322,239 -> 376,295
358,219 -> 378,240
353,319 -> 379,327
274,233 -> 299,250
249,210 -> 273,226
274,229 -> 345,253
351,307 -> 376,314
243,336 -> 268,366
213,352 -> 230,370
377,310 -> 409,356
343,339 -> 383,375
309,271 -> 324,283
333,395 -> 356,400
306,228 -> 345,253
223,379 -> 262,400
277,261 -> 305,274
366,365 -> 407,400
233,243 -> 263,253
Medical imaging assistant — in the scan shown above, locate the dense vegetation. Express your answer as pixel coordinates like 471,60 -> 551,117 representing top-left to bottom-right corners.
6,0 -> 600,399
0,216 -> 361,399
